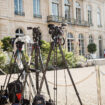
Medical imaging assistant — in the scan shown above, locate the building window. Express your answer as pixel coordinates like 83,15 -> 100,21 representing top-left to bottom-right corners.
67,33 -> 74,52
89,35 -> 93,44
64,0 -> 70,19
79,34 -> 84,55
98,36 -> 102,58
15,28 -> 24,36
52,0 -> 59,16
33,0 -> 41,17
14,0 -> 24,16
76,2 -> 81,22
97,8 -> 101,26
88,5 -> 92,24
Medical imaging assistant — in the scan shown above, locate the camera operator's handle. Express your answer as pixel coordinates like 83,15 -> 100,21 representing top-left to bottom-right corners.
27,27 -> 33,30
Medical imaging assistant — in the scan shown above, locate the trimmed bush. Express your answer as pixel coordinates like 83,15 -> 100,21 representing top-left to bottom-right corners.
87,43 -> 97,54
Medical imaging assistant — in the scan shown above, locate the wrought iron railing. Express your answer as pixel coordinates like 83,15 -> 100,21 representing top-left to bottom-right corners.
14,10 -> 25,16
33,14 -> 42,18
47,15 -> 90,27
47,15 -> 63,23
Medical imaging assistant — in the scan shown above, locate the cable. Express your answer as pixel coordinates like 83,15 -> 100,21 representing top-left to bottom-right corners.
64,69 -> 67,105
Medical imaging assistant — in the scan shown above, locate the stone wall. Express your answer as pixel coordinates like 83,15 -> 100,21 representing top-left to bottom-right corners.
0,0 -> 105,58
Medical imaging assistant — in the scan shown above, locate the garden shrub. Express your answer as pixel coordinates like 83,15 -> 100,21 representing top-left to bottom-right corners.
1,36 -> 12,52
0,41 -> 7,69
87,43 -> 97,54
40,40 -> 78,69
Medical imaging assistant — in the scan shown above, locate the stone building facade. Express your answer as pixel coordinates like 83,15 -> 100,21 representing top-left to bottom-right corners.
0,0 -> 105,58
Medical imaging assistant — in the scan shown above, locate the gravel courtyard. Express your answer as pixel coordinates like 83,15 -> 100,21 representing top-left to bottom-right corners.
0,65 -> 105,105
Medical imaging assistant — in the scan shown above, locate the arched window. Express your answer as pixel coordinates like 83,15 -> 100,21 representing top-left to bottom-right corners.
67,33 -> 74,52
33,0 -> 41,17
87,5 -> 92,24
52,0 -> 59,16
89,35 -> 93,44
15,28 -> 24,36
97,8 -> 101,26
76,2 -> 81,21
64,0 -> 70,19
79,34 -> 84,55
14,0 -> 24,15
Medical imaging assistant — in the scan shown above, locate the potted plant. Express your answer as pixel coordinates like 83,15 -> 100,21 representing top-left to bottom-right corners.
87,43 -> 97,59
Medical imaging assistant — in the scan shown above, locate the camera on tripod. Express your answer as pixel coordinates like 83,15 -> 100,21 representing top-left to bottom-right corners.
48,24 -> 66,40
27,27 -> 41,45
16,41 -> 24,51
10,34 -> 25,48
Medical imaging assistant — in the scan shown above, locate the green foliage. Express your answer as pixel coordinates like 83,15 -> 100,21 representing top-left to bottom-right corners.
40,40 -> 78,69
1,36 -> 12,52
40,40 -> 50,54
0,41 -> 3,48
87,43 -> 97,54
0,50 -> 6,69
65,51 -> 77,68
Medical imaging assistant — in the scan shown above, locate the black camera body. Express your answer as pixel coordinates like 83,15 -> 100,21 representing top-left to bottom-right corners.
0,89 -> 8,105
27,27 -> 42,46
46,99 -> 55,105
16,41 -> 24,50
48,24 -> 64,41
32,95 -> 46,105
48,24 -> 66,45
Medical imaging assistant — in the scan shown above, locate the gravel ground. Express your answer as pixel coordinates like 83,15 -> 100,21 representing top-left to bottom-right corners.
0,65 -> 105,105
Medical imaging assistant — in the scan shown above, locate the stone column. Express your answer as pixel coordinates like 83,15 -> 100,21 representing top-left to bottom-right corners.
48,0 -> 52,15
61,0 -> 65,17
72,0 -> 76,19
74,32 -> 79,56
84,31 -> 89,55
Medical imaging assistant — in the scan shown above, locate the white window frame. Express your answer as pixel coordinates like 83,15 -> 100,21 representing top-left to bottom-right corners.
67,33 -> 74,52
14,0 -> 23,13
75,2 -> 81,21
87,5 -> 92,24
64,0 -> 70,19
52,0 -> 59,16
89,35 -> 93,44
33,0 -> 41,16
97,8 -> 101,26
79,34 -> 84,55
15,28 -> 24,36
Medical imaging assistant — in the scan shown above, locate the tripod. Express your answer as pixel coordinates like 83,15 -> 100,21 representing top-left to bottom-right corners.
27,27 -> 54,105
38,24 -> 83,105
1,40 -> 36,105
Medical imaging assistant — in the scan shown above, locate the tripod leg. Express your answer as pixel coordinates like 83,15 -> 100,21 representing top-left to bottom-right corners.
29,73 -> 36,94
3,52 -> 14,90
58,44 -> 83,105
6,51 -> 18,90
18,51 -> 30,105
38,46 -> 51,99
39,42 -> 54,93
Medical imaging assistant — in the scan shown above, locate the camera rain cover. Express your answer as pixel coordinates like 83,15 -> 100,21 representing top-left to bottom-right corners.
7,80 -> 22,103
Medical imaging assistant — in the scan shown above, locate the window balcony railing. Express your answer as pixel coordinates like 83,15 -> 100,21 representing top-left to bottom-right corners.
47,15 -> 90,27
70,19 -> 90,27
47,15 -> 64,23
33,14 -> 42,18
15,11 -> 25,16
